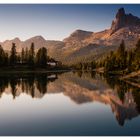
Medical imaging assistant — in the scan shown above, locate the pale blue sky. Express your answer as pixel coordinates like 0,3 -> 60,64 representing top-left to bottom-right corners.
0,4 -> 140,41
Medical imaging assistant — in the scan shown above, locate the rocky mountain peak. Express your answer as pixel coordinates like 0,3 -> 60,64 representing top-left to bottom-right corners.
110,8 -> 140,34
116,8 -> 125,19
26,35 -> 46,41
63,29 -> 93,42
73,29 -> 92,34
13,37 -> 21,42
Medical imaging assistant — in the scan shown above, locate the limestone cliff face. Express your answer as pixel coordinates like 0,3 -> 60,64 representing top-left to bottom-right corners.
111,8 -> 126,34
110,8 -> 140,34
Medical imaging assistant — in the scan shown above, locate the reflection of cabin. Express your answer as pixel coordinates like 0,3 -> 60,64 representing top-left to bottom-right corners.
47,74 -> 57,79
47,74 -> 58,82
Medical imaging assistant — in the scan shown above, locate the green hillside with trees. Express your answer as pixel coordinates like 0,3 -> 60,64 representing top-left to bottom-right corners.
73,39 -> 140,76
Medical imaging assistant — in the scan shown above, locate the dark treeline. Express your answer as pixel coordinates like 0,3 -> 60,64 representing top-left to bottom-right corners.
74,39 -> 140,74
0,73 -> 58,99
104,39 -> 140,73
0,42 -> 61,69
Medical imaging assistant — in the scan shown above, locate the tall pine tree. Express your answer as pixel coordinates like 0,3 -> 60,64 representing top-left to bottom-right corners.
9,43 -> 17,65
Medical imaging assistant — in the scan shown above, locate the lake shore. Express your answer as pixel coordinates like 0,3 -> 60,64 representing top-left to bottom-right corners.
0,66 -> 71,74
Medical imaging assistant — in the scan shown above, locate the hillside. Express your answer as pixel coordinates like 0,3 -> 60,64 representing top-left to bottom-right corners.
0,8 -> 140,65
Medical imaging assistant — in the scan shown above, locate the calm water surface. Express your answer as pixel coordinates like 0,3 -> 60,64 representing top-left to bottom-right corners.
0,71 -> 140,136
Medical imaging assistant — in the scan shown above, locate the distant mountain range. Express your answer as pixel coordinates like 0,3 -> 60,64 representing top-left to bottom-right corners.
1,8 -> 140,64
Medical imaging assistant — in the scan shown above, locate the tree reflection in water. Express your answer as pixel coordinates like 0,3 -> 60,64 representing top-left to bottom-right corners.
0,73 -> 58,99
75,71 -> 140,126
0,71 -> 140,127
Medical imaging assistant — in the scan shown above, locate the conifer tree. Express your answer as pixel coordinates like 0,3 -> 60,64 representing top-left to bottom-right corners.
28,43 -> 35,66
21,48 -> 25,63
9,43 -> 17,65
36,47 -> 47,67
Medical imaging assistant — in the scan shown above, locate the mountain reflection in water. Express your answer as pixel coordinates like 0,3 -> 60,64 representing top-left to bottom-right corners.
0,71 -> 140,129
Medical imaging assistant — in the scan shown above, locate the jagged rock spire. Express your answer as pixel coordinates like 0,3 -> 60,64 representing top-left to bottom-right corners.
111,8 -> 126,34
116,8 -> 125,19
110,7 -> 140,35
